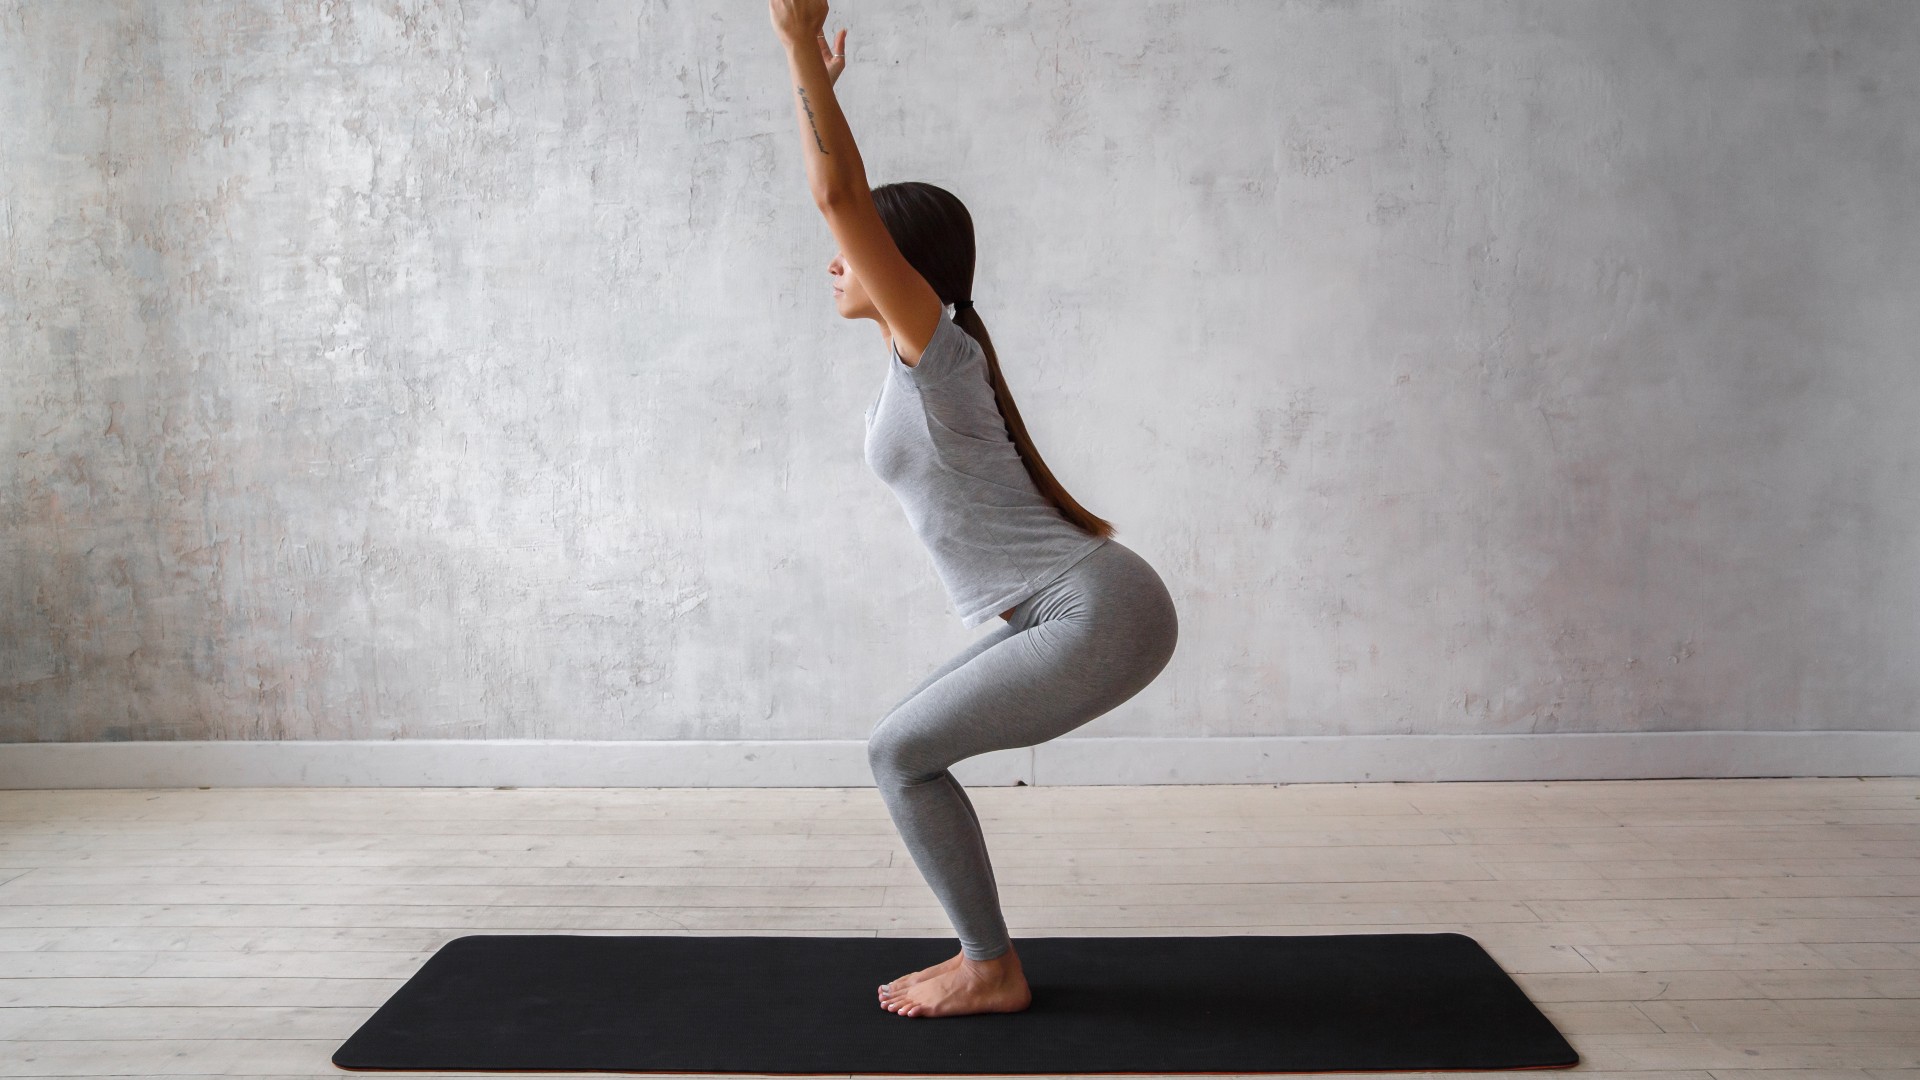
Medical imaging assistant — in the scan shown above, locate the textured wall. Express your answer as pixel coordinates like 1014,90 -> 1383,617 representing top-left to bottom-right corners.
3,0 -> 1916,744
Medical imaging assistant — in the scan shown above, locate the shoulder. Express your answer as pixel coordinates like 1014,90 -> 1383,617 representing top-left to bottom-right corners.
893,317 -> 977,384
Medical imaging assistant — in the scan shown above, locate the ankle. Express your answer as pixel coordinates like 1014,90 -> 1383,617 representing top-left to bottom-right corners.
962,945 -> 1020,972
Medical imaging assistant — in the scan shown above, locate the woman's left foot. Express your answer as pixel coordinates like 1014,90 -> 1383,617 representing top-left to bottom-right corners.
880,950 -> 1032,1018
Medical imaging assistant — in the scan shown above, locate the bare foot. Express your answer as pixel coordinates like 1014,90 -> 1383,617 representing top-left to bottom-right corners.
877,950 -> 964,1004
880,946 -> 1032,1018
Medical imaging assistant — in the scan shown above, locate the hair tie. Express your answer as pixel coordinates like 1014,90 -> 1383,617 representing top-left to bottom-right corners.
953,299 -> 974,312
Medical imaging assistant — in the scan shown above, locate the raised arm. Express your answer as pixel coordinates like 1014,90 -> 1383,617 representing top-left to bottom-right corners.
770,2 -> 944,357
771,0 -> 863,206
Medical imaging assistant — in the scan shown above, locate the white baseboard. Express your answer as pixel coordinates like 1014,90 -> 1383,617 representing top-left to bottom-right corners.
2,731 -> 1915,788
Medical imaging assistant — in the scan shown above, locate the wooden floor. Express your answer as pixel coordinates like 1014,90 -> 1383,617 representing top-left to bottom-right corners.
0,777 -> 1915,1078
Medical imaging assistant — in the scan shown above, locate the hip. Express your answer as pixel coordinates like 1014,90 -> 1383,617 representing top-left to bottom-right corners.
1005,539 -> 1176,632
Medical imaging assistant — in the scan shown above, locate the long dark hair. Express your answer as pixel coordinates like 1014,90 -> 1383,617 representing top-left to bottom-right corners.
870,181 -> 1116,541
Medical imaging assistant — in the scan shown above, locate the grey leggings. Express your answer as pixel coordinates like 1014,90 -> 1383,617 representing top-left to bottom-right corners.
866,538 -> 1180,961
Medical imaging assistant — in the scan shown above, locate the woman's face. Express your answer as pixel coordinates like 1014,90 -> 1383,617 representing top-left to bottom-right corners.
829,251 -> 871,320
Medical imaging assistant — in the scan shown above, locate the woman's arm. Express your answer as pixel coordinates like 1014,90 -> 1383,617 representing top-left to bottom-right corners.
771,1 -> 864,205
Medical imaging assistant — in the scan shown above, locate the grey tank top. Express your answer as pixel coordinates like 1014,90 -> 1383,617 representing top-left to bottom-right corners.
864,314 -> 1108,628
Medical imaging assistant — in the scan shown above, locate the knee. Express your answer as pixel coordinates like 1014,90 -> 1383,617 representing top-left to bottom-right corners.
866,724 -> 901,778
866,722 -> 935,784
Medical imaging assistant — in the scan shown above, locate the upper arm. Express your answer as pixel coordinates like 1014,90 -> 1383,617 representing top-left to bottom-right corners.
819,186 -> 944,365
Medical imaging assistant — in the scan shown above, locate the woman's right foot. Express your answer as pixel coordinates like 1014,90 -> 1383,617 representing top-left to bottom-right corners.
878,951 -> 965,1003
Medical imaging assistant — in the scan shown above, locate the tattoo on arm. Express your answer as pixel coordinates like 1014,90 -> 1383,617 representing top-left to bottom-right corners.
797,87 -> 830,155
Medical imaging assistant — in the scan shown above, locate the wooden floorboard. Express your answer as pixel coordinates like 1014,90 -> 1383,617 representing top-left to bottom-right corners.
0,778 -> 1915,1076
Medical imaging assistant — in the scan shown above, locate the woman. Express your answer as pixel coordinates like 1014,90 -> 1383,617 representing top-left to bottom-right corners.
772,0 -> 1181,1019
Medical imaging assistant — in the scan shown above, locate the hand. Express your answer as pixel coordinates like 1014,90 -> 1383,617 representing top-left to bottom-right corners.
769,0 -> 828,47
817,27 -> 848,86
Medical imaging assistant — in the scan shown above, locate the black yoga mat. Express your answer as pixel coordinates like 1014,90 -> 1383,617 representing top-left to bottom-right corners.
333,932 -> 1579,1074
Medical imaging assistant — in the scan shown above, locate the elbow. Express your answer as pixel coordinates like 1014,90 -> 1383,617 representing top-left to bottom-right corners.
815,175 -> 868,211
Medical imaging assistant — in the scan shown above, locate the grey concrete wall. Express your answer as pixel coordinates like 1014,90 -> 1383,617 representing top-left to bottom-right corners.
4,0 -> 1915,744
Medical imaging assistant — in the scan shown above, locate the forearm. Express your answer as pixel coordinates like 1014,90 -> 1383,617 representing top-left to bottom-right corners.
782,39 -> 866,204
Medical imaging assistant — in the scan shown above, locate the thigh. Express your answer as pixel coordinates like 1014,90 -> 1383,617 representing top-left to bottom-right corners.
869,615 -> 1158,777
876,621 -> 1019,727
